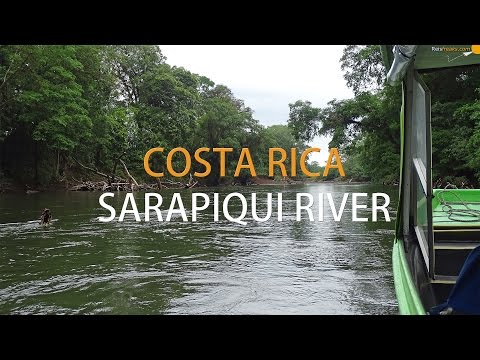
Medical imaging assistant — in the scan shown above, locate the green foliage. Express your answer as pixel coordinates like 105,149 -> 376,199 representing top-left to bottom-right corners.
307,161 -> 323,176
426,66 -> 480,185
193,87 -> 263,185
289,45 -> 480,186
3,44 -> 478,188
340,45 -> 386,95
287,100 -> 321,143
262,124 -> 308,178
0,45 -> 303,186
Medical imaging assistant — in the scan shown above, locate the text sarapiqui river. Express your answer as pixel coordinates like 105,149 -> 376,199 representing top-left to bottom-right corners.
99,191 -> 391,225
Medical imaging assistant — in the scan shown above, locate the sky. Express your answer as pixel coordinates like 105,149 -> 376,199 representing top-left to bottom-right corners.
159,45 -> 354,164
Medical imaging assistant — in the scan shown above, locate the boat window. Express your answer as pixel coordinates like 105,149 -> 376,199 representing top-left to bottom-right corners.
411,72 -> 434,275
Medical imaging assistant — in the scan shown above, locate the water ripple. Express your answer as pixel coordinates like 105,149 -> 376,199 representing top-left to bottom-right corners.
0,184 -> 398,314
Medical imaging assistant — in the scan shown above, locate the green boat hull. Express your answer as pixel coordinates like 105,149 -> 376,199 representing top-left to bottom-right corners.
392,84 -> 426,315
393,188 -> 480,314
392,238 -> 426,315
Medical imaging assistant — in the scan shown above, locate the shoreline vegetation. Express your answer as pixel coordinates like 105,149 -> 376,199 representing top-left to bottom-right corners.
0,174 -> 378,194
2,45 -> 479,192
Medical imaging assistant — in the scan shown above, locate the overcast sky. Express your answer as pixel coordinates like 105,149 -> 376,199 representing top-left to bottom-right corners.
159,45 -> 353,164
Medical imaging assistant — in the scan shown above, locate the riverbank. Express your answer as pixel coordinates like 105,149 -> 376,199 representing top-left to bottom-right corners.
0,174 -> 377,194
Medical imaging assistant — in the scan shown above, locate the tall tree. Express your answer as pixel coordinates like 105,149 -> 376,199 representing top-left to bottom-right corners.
288,45 -> 401,183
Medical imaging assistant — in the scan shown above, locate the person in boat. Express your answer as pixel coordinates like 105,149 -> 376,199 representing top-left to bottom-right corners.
40,208 -> 52,225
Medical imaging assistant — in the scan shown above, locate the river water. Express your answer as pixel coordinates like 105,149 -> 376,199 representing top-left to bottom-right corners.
0,183 -> 398,314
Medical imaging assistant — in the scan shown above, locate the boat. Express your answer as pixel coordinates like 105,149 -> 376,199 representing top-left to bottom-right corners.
382,45 -> 480,315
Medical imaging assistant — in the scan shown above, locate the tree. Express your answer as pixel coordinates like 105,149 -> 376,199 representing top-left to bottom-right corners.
194,85 -> 258,185
287,100 -> 321,143
262,124 -> 308,178
104,45 -> 166,105
340,45 -> 385,95
13,46 -> 93,182
288,45 -> 402,183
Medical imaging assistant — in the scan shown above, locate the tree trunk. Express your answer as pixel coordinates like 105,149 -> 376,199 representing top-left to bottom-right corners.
55,149 -> 60,178
34,141 -> 39,185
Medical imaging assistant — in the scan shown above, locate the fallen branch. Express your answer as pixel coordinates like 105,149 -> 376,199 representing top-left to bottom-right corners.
186,180 -> 198,189
186,173 -> 198,189
161,179 -> 186,186
119,159 -> 139,188
73,157 -> 111,179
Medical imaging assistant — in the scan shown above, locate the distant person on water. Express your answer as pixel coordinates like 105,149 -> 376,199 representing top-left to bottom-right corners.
40,208 -> 52,225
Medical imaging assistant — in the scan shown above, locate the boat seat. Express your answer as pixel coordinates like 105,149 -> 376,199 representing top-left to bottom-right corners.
434,227 -> 480,278
432,190 -> 480,282
429,245 -> 480,315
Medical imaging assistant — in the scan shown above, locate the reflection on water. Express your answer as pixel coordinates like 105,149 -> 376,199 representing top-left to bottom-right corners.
0,184 -> 398,314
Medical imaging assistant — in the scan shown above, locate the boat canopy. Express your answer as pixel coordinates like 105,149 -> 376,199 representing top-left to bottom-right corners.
383,45 -> 480,85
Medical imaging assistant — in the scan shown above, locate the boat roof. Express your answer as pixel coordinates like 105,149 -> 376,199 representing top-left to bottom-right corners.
382,45 -> 480,85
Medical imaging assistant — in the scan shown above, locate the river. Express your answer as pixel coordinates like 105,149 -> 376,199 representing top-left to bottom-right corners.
0,183 -> 398,314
